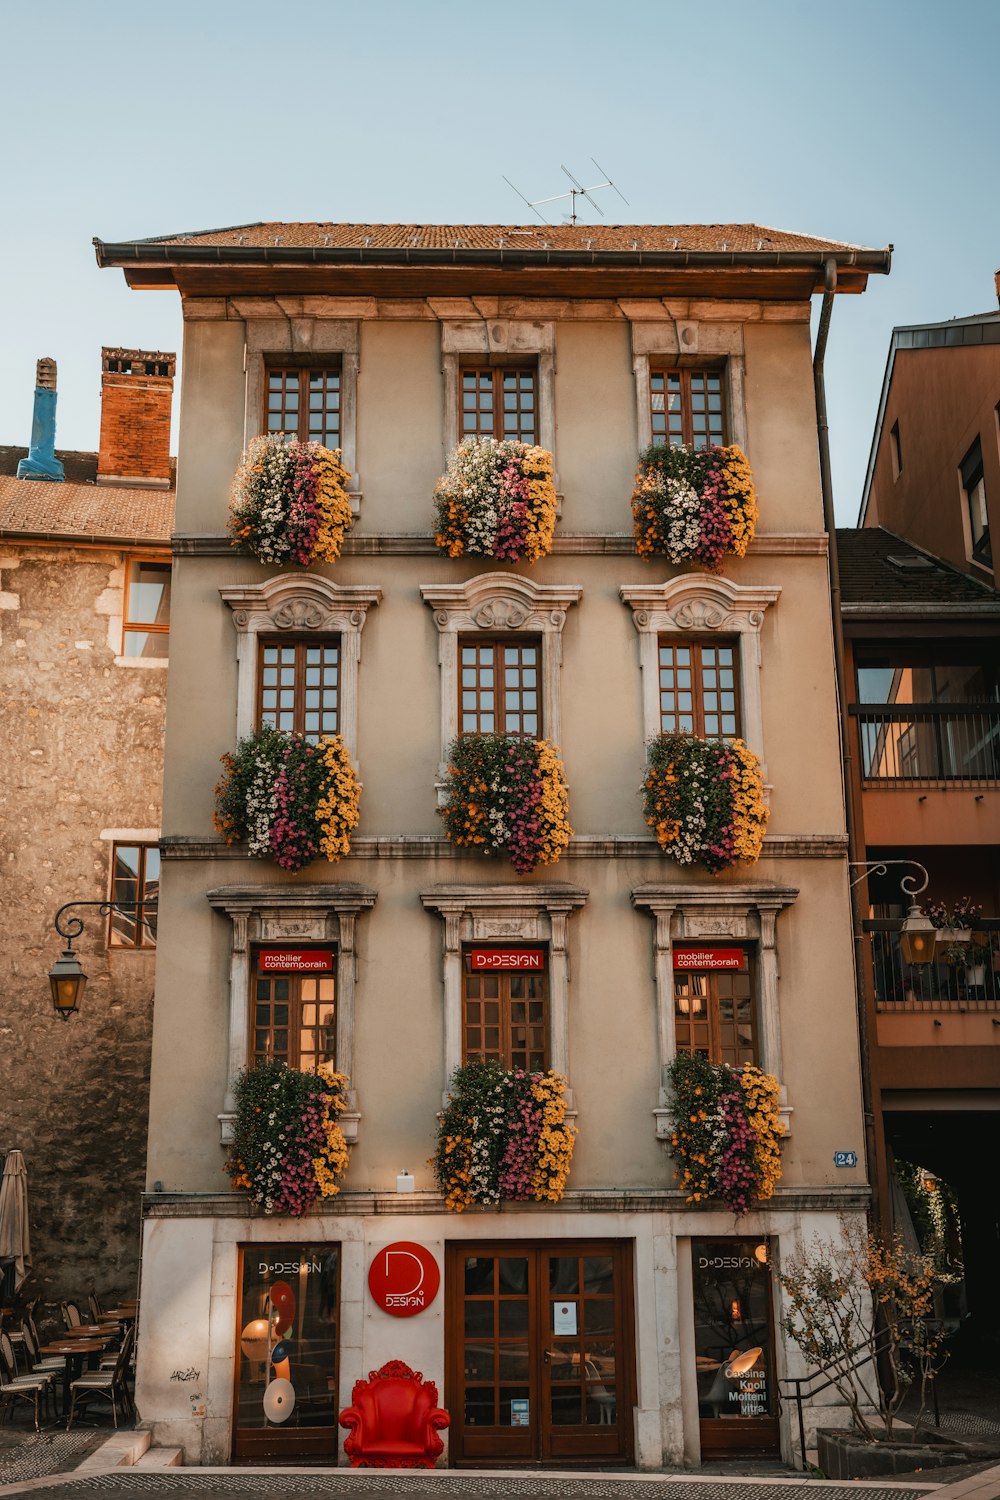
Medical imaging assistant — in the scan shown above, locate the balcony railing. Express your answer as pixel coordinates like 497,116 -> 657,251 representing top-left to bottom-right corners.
865,921 -> 1000,1012
851,703 -> 1000,786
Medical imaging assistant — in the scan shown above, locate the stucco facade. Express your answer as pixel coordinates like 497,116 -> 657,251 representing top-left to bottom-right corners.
97,224 -> 888,1468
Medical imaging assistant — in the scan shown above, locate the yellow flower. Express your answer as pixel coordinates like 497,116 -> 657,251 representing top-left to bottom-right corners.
315,735 -> 361,861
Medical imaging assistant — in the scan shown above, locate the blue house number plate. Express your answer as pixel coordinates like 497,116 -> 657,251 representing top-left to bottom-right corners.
833,1151 -> 858,1168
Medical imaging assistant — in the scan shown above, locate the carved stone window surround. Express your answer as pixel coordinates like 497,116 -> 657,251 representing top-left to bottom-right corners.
207,884 -> 376,1146
420,573 -> 582,795
420,884 -> 588,1107
220,575 -> 381,761
244,318 -> 361,513
629,320 -> 747,454
631,883 -> 798,1142
620,575 -> 780,783
440,319 -> 557,479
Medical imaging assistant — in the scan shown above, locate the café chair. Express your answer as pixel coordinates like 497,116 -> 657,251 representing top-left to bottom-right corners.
61,1301 -> 82,1330
0,1331 -> 55,1431
66,1323 -> 135,1430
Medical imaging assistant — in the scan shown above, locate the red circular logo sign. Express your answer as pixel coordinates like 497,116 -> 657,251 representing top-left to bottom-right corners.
367,1241 -> 441,1318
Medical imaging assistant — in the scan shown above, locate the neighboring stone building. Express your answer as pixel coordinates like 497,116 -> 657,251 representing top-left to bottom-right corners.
0,352 -> 174,1314
96,222 -> 890,1468
859,289 -> 999,585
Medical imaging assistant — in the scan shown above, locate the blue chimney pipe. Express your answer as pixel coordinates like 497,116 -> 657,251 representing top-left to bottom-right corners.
17,357 -> 65,481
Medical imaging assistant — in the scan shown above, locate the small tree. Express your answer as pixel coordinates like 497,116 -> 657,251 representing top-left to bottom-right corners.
779,1218 -> 948,1441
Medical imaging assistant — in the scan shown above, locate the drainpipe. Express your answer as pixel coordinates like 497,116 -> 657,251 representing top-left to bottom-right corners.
813,259 -> 881,1228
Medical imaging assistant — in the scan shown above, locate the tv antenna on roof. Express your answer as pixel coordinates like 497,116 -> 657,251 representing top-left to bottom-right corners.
503,159 -> 629,226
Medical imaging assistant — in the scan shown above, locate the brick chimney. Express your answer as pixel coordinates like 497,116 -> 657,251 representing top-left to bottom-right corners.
97,347 -> 176,488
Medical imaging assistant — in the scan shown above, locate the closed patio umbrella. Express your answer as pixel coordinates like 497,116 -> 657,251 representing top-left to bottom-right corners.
0,1150 -> 31,1292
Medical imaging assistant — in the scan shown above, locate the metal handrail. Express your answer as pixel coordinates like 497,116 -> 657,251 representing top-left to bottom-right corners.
778,1331 -> 942,1469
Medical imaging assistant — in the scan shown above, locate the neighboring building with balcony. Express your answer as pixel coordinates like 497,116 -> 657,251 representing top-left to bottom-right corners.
859,297 -> 1000,585
837,525 -> 1000,1339
96,221 -> 889,1468
0,350 -> 174,1312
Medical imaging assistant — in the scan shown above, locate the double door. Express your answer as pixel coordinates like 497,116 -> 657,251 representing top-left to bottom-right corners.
446,1241 -> 634,1466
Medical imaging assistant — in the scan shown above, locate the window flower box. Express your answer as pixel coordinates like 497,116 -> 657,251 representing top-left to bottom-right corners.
439,733 -> 571,873
228,433 -> 354,564
667,1053 -> 784,1215
632,442 -> 757,570
214,725 -> 360,872
226,1061 -> 351,1215
433,438 -> 557,562
432,1062 -> 575,1212
642,732 -> 768,873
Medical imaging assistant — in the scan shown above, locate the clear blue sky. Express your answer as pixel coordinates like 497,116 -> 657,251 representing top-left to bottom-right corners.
2,0 -> 997,522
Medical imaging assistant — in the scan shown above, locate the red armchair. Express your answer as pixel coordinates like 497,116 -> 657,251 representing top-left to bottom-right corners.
338,1359 -> 449,1468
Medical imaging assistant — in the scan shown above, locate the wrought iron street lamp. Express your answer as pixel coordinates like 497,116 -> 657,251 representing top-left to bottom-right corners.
48,901 -> 156,1019
849,859 -> 935,966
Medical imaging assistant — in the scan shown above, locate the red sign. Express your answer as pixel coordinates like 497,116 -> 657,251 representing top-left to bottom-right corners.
470,949 -> 545,971
368,1242 -> 441,1317
258,949 -> 334,974
672,947 -> 746,971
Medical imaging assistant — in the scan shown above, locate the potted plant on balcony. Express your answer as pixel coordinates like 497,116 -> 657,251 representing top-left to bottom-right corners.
228,433 -> 354,564
642,733 -> 768,873
631,442 -> 757,570
214,725 -> 360,871
433,438 -> 557,561
927,898 -> 981,955
667,1053 -> 784,1214
432,1061 -> 575,1212
226,1061 -> 351,1215
439,733 -> 571,872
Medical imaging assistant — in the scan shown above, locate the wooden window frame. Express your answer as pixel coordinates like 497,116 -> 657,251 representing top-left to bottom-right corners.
657,636 -> 742,740
441,320 -> 556,465
459,359 -> 539,445
631,886 -> 798,1142
649,366 -> 728,450
245,317 -> 360,510
421,886 -> 587,1107
257,635 -> 341,741
621,575 -> 779,775
630,321 -> 747,453
459,635 -> 542,740
461,946 -> 549,1071
263,359 -> 343,449
208,885 -> 377,1148
221,575 -> 381,766
108,840 -> 159,949
421,575 -> 581,797
122,553 -> 171,657
672,952 -> 758,1067
250,949 -> 337,1072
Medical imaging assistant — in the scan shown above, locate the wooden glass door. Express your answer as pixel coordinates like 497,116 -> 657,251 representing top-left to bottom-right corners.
446,1241 -> 634,1466
691,1238 -> 779,1457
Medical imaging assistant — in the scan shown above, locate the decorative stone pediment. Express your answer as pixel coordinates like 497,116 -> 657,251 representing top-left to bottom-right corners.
422,573 -> 581,635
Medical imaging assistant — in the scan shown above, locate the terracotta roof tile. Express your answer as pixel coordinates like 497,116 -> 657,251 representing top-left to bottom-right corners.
135,221 -> 872,255
0,472 -> 173,545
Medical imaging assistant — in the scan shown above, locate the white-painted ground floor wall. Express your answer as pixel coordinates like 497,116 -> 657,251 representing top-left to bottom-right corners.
134,1194 -> 862,1469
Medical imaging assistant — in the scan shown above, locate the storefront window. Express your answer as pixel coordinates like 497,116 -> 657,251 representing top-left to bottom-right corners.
692,1237 -> 778,1457
234,1244 -> 340,1459
673,948 -> 756,1066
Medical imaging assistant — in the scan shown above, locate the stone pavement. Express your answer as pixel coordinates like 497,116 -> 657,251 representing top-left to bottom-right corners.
0,1463 -> 952,1500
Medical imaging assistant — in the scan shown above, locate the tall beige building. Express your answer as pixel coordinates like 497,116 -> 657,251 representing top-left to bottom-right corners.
96,222 -> 889,1468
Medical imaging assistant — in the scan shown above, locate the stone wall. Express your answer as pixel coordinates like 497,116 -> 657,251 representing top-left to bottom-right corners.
0,544 -> 165,1327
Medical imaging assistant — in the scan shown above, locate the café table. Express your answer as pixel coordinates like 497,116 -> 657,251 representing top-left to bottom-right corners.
39,1337 -> 109,1415
59,1324 -> 118,1338
102,1307 -> 136,1323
